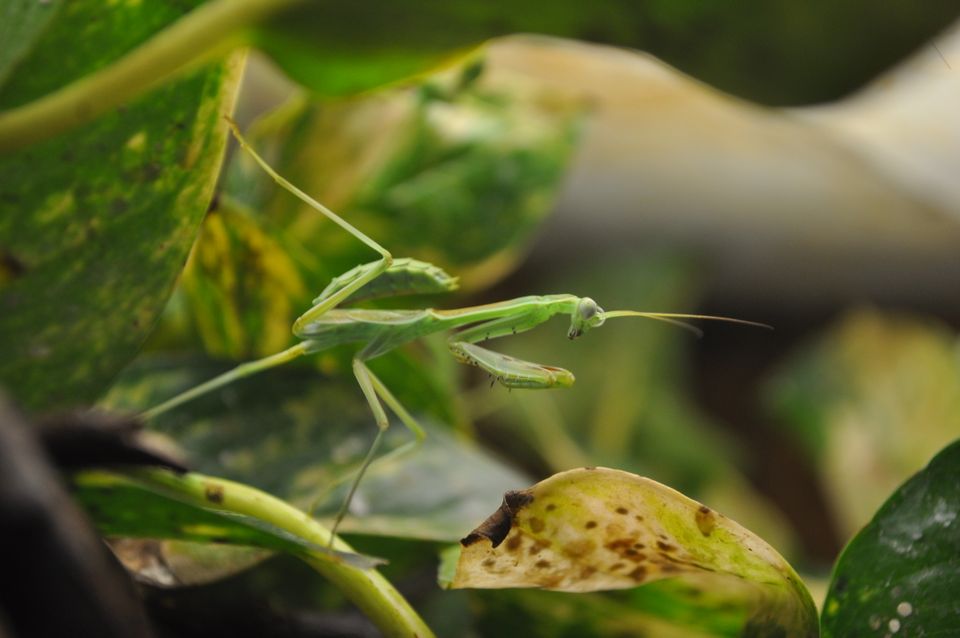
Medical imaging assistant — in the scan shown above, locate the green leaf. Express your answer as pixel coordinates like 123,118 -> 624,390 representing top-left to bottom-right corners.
452,467 -> 818,637
221,66 -> 581,295
463,588 -> 754,638
75,466 -> 436,638
73,468 -> 378,569
102,355 -> 529,542
821,439 -> 960,637
157,201 -> 309,359
0,1 -> 60,88
0,0 -> 245,410
254,1 -> 644,96
316,423 -> 531,541
256,1 -> 960,105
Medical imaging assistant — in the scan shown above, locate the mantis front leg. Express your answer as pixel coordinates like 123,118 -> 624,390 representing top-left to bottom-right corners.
448,311 -> 576,389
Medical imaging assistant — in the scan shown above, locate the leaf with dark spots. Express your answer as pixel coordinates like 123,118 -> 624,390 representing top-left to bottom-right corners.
451,467 -> 817,637
821,439 -> 960,637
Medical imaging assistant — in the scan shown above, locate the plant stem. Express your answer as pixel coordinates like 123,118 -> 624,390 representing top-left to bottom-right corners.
0,0 -> 299,154
134,469 -> 437,638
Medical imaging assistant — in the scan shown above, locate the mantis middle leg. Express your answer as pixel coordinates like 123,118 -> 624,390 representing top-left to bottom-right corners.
327,349 -> 427,540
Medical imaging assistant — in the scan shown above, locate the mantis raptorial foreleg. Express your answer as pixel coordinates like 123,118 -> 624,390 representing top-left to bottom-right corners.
447,311 -> 576,389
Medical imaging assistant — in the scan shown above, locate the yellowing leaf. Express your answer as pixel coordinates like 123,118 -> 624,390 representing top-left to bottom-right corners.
452,467 -> 817,637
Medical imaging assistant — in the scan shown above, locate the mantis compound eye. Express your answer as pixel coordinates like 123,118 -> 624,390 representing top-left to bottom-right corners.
568,298 -> 605,339
579,298 -> 606,327
578,299 -> 598,321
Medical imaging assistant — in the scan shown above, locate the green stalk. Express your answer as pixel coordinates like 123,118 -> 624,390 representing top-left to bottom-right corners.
0,0 -> 300,153
132,468 -> 436,638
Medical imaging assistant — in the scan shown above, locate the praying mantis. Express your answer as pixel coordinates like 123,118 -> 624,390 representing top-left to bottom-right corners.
144,117 -> 768,539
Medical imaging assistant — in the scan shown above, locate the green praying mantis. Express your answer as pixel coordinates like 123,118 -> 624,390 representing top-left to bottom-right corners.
144,117 -> 768,540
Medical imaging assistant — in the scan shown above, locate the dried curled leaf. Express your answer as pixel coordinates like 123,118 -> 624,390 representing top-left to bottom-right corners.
452,467 -> 817,637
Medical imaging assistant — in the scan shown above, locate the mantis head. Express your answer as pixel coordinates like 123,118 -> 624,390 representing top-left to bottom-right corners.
567,297 -> 606,339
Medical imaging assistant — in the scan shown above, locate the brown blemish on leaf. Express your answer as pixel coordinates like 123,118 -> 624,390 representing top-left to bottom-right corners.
461,488 -> 534,548
0,251 -> 27,280
634,514 -> 645,522
563,538 -> 596,558
204,484 -> 224,504
696,505 -> 717,536
546,503 -> 556,512
615,506 -> 629,515
610,562 -> 625,571
660,553 -> 714,572
605,538 -> 635,554
629,565 -> 648,581
482,558 -> 495,569
585,520 -> 597,529
626,549 -> 646,562
656,540 -> 676,553
528,539 -> 551,555
528,517 -> 545,533
505,534 -> 523,553
535,559 -> 551,569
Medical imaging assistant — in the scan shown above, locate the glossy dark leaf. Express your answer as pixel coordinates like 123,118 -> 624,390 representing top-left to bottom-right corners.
822,439 -> 960,637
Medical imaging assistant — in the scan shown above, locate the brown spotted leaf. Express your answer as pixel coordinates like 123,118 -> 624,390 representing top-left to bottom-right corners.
452,467 -> 817,637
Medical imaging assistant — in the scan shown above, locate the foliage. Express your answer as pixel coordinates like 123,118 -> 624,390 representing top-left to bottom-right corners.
451,467 -> 817,636
822,440 -> 960,637
0,0 -> 243,409
2,2 -> 958,637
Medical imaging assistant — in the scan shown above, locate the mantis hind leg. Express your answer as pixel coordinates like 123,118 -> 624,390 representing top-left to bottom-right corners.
224,118 -> 394,337
142,342 -> 311,420
326,357 -> 426,542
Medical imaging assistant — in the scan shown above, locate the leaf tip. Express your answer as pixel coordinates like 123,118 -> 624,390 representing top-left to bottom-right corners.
461,489 -> 534,548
